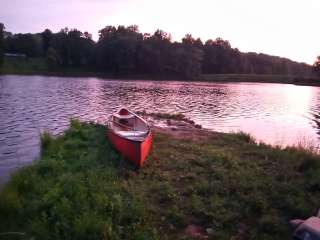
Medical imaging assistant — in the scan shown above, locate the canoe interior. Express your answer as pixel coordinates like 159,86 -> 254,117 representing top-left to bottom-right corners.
108,108 -> 150,141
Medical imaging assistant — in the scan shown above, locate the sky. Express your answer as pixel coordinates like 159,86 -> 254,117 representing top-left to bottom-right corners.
1,0 -> 320,64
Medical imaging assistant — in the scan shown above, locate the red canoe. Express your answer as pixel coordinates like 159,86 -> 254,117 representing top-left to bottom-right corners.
107,108 -> 152,168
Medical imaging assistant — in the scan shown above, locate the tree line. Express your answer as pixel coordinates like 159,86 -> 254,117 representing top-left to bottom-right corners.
0,23 -> 5,66
0,23 -> 318,79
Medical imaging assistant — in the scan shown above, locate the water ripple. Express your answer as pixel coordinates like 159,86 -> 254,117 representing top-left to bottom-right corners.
1,75 -> 320,185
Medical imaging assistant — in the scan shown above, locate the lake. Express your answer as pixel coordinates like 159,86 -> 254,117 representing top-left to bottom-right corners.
1,75 -> 320,185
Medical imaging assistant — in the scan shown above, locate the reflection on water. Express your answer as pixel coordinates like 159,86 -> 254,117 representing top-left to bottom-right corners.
0,75 -> 320,184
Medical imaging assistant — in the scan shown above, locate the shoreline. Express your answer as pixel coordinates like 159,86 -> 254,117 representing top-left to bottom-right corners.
1,70 -> 320,87
0,118 -> 319,239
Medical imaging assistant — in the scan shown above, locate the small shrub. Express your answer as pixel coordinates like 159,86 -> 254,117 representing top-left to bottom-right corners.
233,131 -> 256,143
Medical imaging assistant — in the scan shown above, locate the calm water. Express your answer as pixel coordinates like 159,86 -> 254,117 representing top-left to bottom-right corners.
1,75 -> 320,184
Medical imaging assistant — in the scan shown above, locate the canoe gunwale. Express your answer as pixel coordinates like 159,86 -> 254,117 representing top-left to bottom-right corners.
107,127 -> 152,143
107,108 -> 151,143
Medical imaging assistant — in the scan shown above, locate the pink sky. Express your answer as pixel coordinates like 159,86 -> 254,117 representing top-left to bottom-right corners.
2,0 -> 320,64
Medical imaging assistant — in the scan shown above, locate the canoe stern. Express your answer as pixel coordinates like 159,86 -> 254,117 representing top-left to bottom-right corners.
107,130 -> 152,168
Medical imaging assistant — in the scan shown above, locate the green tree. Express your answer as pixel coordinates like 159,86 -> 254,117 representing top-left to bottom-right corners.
5,33 -> 42,57
313,56 -> 320,76
0,23 -> 4,66
50,28 -> 94,68
179,34 -> 203,79
1,23 -> 313,77
46,46 -> 60,70
41,29 -> 53,55
136,29 -> 172,76
96,25 -> 143,74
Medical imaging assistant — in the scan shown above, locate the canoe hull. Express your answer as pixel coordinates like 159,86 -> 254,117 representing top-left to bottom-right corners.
107,130 -> 152,168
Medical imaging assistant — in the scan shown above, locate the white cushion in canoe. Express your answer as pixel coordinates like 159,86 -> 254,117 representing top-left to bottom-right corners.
115,130 -> 147,138
113,113 -> 134,119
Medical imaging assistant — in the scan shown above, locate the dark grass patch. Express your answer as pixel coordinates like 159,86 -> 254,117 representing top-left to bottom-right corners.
0,120 -> 320,239
0,57 -> 48,74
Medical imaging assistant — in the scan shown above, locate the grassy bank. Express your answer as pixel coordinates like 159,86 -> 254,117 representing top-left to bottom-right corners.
201,74 -> 320,85
0,57 -> 48,74
1,120 -> 320,239
0,57 -> 99,77
1,57 -> 320,86
0,57 -> 169,80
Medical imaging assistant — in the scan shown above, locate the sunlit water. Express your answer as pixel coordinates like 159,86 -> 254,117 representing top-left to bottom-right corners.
1,75 -> 320,185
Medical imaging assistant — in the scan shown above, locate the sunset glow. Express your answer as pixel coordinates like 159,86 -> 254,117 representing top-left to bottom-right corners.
2,0 -> 320,64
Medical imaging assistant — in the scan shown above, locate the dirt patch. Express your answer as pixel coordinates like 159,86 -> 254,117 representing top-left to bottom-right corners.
139,112 -> 218,141
152,118 -> 219,142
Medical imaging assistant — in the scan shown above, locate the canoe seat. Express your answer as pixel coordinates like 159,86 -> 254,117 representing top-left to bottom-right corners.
115,130 -> 148,138
113,113 -> 134,119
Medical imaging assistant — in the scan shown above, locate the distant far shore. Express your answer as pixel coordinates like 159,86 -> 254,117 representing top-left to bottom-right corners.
2,71 -> 320,87
1,57 -> 319,86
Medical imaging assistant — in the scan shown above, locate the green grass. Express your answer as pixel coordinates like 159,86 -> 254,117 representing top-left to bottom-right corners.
0,57 -> 48,74
0,120 -> 320,239
0,57 -> 96,77
1,58 -> 319,86
201,73 -> 294,82
201,74 -> 320,84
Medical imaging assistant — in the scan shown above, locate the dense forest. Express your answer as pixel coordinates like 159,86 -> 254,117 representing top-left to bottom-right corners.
0,23 -> 4,66
0,23 -> 318,79
314,56 -> 320,76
